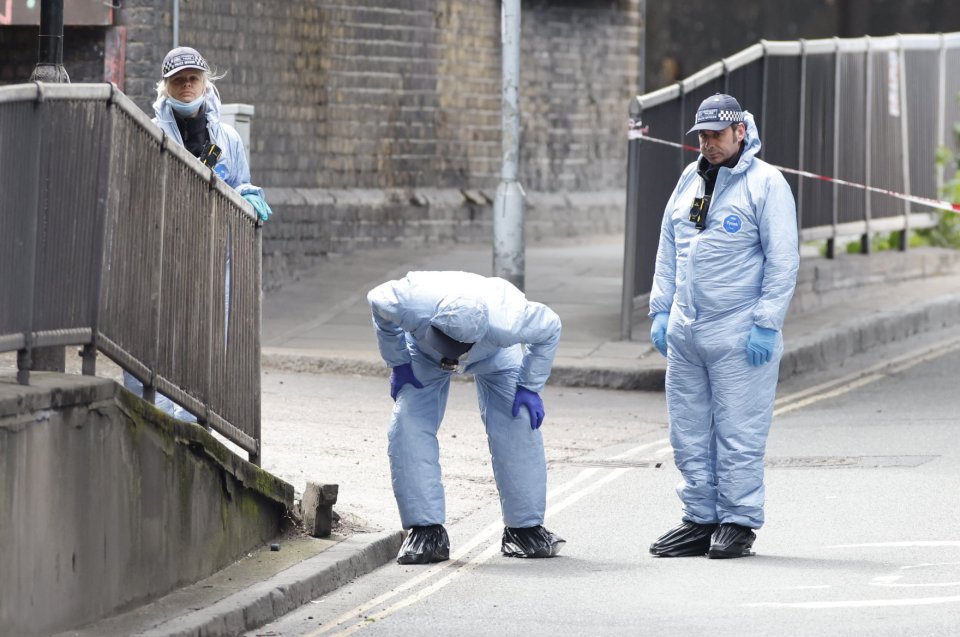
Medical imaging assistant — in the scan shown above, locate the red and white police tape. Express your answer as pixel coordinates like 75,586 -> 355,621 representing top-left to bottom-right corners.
627,123 -> 960,214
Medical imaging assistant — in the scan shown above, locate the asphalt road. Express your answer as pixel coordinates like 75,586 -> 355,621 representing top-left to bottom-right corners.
249,329 -> 960,636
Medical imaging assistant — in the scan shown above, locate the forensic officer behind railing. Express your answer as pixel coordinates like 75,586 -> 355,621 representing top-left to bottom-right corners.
648,94 -> 799,559
122,47 -> 274,422
154,46 -> 271,215
367,271 -> 566,564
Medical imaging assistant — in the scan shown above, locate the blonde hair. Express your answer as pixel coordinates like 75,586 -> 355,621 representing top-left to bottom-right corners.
155,67 -> 226,100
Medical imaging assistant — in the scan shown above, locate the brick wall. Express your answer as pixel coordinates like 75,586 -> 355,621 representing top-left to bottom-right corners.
115,0 -> 643,287
3,1 -> 644,289
646,0 -> 960,90
0,26 -> 107,84
6,2 -> 960,289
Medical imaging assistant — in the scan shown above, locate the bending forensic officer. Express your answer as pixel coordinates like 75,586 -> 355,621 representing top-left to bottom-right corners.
648,94 -> 799,559
368,271 -> 565,564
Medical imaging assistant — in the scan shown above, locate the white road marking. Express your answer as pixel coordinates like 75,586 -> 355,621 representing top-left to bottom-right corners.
903,561 -> 960,569
311,336 -> 960,632
869,562 -> 960,588
774,373 -> 886,416
826,541 -> 960,548
872,580 -> 960,588
744,595 -> 960,609
872,575 -> 903,584
760,545 -> 960,609
311,465 -> 638,636
774,335 -> 960,414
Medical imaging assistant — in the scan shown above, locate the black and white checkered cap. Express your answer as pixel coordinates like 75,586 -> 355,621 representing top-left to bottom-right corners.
162,47 -> 209,78
687,93 -> 745,134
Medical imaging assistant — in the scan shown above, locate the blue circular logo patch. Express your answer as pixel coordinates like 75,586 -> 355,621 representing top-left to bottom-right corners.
214,163 -> 229,180
723,214 -> 742,233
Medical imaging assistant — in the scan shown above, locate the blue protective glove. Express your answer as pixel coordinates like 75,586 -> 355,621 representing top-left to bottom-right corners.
746,325 -> 778,367
242,192 -> 273,222
650,312 -> 669,358
512,386 -> 545,430
389,363 -> 423,401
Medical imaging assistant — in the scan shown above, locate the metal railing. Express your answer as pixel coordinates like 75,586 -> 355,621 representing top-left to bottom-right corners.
0,83 -> 263,464
621,32 -> 960,339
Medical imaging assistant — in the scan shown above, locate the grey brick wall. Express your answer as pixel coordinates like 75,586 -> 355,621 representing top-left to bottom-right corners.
0,26 -> 107,84
115,0 -> 173,107
646,0 -> 960,90
114,0 -> 643,288
3,1 -> 644,289
6,1 -> 960,289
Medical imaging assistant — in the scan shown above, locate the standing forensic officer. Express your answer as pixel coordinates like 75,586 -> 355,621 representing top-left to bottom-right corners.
368,271 -> 565,564
648,94 -> 799,559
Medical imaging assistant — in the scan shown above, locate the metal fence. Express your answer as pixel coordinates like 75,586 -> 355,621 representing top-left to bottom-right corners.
621,32 -> 960,339
0,83 -> 263,464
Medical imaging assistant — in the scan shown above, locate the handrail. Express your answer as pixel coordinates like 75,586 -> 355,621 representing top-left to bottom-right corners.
620,32 -> 960,339
0,82 -> 262,464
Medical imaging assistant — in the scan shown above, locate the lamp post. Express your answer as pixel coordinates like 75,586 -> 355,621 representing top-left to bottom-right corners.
493,0 -> 525,291
30,0 -> 70,83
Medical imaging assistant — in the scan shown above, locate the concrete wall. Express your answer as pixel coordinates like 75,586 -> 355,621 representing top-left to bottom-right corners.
0,375 -> 294,637
789,247 -> 960,319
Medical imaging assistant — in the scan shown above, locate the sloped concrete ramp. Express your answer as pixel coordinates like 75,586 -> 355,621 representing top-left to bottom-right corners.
0,373 -> 294,637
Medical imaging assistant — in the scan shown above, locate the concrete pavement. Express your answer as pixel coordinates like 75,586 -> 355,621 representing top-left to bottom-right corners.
260,235 -> 960,389
67,235 -> 960,636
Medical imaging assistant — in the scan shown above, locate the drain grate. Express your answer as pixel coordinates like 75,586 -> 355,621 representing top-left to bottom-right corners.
555,459 -> 663,469
556,456 -> 938,470
766,455 -> 938,469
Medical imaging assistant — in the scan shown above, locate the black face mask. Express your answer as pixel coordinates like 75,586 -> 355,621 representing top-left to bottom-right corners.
439,357 -> 459,372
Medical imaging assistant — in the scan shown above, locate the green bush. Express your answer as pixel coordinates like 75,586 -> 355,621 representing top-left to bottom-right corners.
923,109 -> 960,249
834,98 -> 960,255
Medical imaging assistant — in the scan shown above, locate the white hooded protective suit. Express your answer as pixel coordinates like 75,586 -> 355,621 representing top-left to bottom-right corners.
649,112 -> 799,529
368,271 -> 562,529
153,84 -> 264,199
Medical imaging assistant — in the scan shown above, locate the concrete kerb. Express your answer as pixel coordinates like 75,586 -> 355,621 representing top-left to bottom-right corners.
261,352 -> 386,378
547,364 -> 666,391
259,350 -> 669,391
780,292 -> 960,380
142,531 -> 402,637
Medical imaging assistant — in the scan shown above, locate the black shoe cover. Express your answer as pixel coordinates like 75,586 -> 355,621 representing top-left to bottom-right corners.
649,521 -> 718,557
708,523 -> 756,559
501,525 -> 565,558
396,524 -> 450,565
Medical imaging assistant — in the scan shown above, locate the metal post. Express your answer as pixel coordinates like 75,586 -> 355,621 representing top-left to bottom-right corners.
173,0 -> 180,49
863,37 -> 873,254
937,34 -> 947,197
828,39 -> 841,259
28,0 -> 69,373
493,0 -> 525,291
29,0 -> 70,83
252,222 -> 263,467
897,36 -> 911,251
797,40 -> 807,241
620,100 -> 643,340
760,42 -> 769,148
17,92 -> 43,385
145,136 -> 171,406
